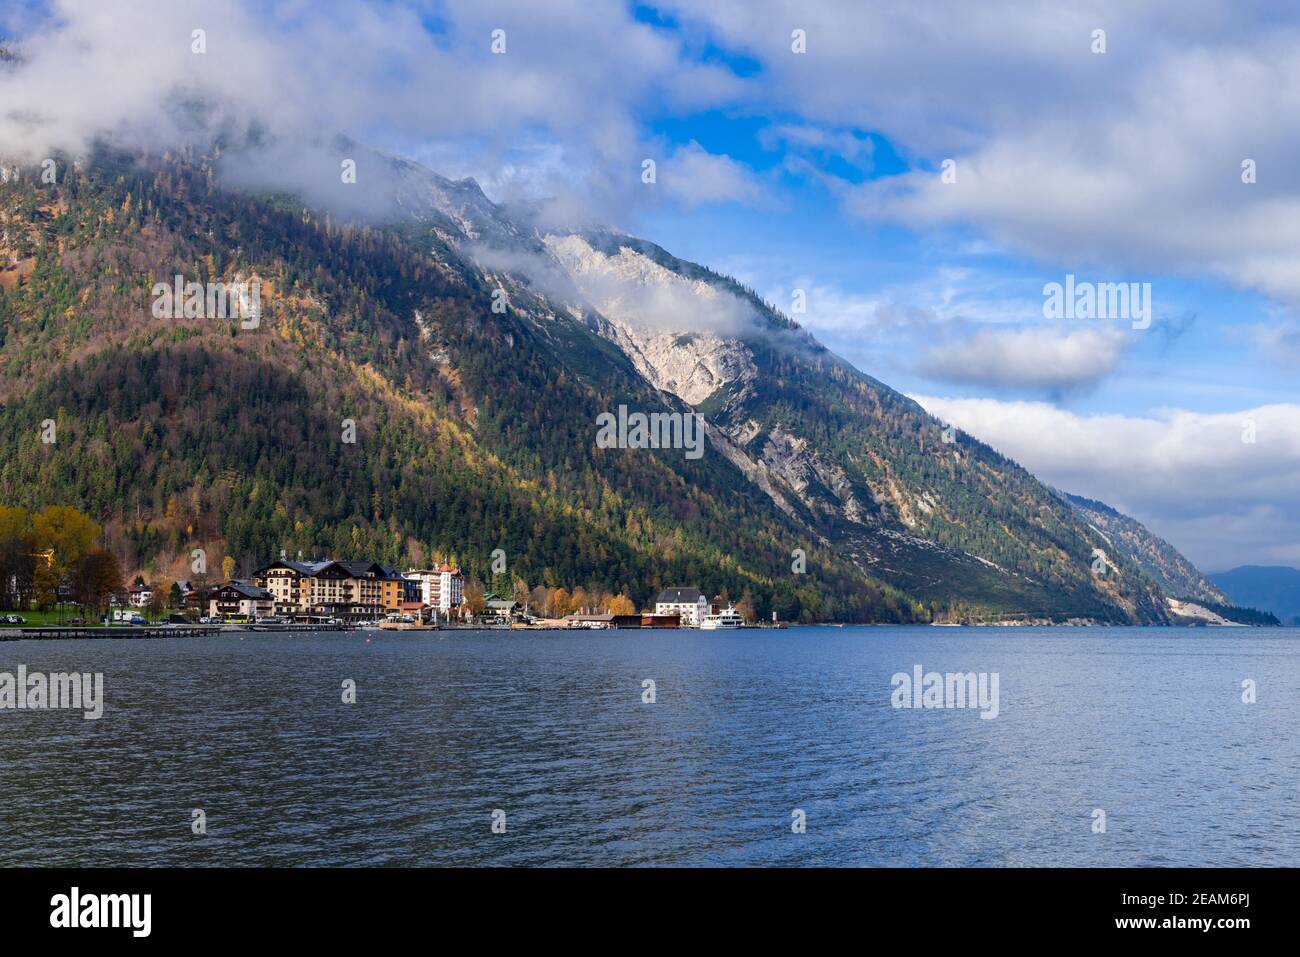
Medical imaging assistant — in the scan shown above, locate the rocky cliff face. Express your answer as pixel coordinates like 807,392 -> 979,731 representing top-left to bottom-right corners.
544,232 -> 760,407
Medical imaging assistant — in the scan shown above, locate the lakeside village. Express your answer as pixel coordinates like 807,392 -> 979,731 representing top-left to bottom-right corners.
0,506 -> 760,632
6,558 -> 756,632
157,565 -> 750,631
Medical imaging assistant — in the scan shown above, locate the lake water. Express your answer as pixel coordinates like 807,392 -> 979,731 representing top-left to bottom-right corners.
1,626 -> 1297,866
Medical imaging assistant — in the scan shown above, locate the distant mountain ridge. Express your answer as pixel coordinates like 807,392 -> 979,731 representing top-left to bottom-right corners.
1210,566 -> 1300,625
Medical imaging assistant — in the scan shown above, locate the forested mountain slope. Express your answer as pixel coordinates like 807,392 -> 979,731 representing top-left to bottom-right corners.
0,148 -> 916,621
0,145 -> 1188,622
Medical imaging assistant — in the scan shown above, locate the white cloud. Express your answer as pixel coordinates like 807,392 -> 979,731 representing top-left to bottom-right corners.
660,141 -> 767,207
1248,318 -> 1300,365
0,0 -> 749,226
920,326 -> 1131,391
756,271 -> 1131,392
544,233 -> 759,334
911,394 -> 1300,570
757,123 -> 875,174
668,0 -> 1300,309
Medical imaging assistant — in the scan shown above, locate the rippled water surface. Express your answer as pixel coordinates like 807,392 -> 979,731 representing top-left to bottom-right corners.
1,626 -> 1297,866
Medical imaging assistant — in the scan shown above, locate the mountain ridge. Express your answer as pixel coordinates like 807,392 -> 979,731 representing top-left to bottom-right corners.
1210,565 -> 1300,625
0,142 -> 1231,624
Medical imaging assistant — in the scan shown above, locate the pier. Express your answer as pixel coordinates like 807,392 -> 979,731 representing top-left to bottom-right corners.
2,625 -> 223,641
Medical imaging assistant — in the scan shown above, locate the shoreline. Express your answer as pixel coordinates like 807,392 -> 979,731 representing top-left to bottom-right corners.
1,621 -> 1293,641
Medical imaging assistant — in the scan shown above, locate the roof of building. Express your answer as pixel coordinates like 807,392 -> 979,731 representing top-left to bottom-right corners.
257,558 -> 332,576
331,560 -> 397,579
221,581 -> 273,600
257,558 -> 401,579
403,565 -> 462,577
656,587 -> 704,604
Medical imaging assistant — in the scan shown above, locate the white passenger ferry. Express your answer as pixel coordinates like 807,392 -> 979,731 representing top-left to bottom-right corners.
699,605 -> 745,629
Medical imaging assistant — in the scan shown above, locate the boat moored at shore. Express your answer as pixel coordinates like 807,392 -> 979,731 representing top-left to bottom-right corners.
700,605 -> 745,629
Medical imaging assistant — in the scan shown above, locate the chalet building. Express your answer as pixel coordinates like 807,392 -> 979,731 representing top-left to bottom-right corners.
483,592 -> 522,623
128,583 -> 153,608
209,581 -> 275,620
254,559 -> 405,620
403,564 -> 464,613
654,587 -> 708,626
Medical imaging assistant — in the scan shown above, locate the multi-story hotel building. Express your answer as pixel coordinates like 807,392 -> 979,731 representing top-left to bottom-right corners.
403,564 -> 464,613
254,559 -> 404,619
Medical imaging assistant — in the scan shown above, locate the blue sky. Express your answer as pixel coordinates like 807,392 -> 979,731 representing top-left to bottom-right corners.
3,0 -> 1298,569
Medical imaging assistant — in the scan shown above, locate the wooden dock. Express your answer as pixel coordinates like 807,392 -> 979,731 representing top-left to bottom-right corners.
2,625 -> 223,641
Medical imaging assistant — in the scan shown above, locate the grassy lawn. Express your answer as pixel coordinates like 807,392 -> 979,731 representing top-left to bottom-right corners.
0,608 -> 76,627
0,607 -> 190,628
0,608 -> 148,628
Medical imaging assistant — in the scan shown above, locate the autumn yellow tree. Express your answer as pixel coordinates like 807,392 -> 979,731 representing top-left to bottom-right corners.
607,594 -> 636,616
32,505 -> 100,576
33,562 -> 58,610
0,506 -> 37,609
149,578 -> 174,620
